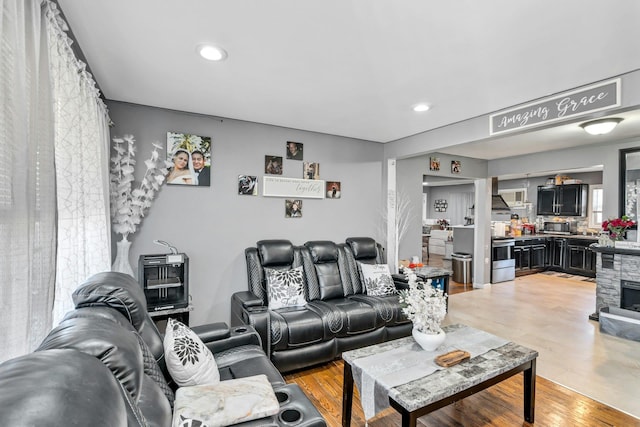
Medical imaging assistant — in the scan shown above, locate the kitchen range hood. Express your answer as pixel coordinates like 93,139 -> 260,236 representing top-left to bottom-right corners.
491,194 -> 511,211
491,177 -> 511,211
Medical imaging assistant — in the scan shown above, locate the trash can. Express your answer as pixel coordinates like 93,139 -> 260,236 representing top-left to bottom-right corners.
452,252 -> 472,284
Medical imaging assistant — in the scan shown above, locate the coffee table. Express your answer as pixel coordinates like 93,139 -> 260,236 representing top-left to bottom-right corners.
341,324 -> 538,427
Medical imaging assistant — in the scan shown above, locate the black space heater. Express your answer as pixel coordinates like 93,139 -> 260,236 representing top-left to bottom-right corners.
138,251 -> 189,312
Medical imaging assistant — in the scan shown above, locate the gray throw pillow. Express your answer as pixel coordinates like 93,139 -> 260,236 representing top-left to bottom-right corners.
359,263 -> 396,296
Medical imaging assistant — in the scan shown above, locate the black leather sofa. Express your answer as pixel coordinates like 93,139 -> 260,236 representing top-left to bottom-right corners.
0,272 -> 325,427
231,237 -> 413,373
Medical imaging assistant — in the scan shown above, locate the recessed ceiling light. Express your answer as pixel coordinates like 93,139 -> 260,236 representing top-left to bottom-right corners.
197,44 -> 228,61
580,117 -> 623,135
413,103 -> 430,112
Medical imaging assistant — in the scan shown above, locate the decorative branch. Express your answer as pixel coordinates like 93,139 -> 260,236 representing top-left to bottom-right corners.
109,135 -> 170,240
380,189 -> 416,268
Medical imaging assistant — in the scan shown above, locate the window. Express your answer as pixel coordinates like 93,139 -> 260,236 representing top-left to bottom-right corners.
589,185 -> 603,229
498,188 -> 527,209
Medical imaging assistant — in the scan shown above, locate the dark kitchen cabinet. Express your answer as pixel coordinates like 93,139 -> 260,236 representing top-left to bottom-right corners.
530,243 -> 546,269
551,238 -> 566,269
514,245 -> 531,271
536,184 -> 588,216
537,186 -> 557,215
514,238 -> 546,275
566,239 -> 596,277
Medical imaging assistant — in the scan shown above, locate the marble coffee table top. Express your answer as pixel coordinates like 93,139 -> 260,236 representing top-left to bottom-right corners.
343,324 -> 538,419
413,266 -> 452,277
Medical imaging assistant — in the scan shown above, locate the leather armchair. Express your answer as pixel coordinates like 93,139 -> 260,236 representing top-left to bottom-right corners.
0,272 -> 326,427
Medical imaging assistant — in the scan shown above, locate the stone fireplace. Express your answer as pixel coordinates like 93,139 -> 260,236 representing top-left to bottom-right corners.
591,246 -> 640,320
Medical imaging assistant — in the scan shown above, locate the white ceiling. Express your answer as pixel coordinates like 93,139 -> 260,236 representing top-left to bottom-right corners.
57,0 -> 640,158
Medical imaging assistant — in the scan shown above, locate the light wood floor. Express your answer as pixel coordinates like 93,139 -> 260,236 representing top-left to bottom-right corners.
285,261 -> 640,426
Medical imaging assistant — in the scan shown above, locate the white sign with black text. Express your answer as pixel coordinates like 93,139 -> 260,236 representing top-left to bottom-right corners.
263,176 -> 325,199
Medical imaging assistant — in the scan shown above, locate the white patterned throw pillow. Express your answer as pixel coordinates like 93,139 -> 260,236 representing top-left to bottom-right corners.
265,266 -> 306,310
359,263 -> 396,296
164,318 -> 220,387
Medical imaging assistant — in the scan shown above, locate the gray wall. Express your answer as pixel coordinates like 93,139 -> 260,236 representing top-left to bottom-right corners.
108,101 -> 384,326
424,184 -> 475,223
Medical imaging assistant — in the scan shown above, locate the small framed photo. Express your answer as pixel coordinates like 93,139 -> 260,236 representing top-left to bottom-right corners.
326,181 -> 341,199
238,175 -> 258,195
265,155 -> 283,175
286,141 -> 303,160
429,157 -> 440,172
285,199 -> 302,218
451,160 -> 461,174
303,162 -> 320,180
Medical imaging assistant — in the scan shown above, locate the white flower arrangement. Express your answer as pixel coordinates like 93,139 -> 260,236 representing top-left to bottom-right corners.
398,269 -> 447,334
109,135 -> 170,240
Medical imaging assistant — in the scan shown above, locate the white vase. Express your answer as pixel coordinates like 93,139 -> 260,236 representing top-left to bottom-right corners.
112,236 -> 135,277
412,327 -> 446,351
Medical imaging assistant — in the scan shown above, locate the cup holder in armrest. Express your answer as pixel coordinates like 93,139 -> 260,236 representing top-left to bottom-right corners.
275,390 -> 290,405
233,326 -> 248,333
279,409 -> 302,425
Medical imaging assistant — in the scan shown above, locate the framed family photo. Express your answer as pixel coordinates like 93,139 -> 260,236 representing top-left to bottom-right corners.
303,162 -> 320,180
265,155 -> 283,175
238,175 -> 258,195
166,132 -> 212,186
285,199 -> 303,218
429,157 -> 440,172
286,141 -> 303,160
326,181 -> 341,199
451,160 -> 461,174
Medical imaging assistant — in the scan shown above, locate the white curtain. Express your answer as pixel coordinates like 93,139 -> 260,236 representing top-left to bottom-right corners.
0,0 -> 57,362
44,1 -> 111,324
0,0 -> 111,362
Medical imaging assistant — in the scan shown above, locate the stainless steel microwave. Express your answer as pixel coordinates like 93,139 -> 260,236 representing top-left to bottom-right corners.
542,221 -> 576,234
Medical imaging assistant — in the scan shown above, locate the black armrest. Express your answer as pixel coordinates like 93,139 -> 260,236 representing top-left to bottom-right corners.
232,291 -> 264,309
230,292 -> 271,354
196,323 -> 262,354
191,322 -> 230,342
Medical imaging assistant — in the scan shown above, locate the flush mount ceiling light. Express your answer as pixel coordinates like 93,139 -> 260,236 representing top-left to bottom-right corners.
197,44 -> 228,61
413,103 -> 430,112
580,117 -> 623,135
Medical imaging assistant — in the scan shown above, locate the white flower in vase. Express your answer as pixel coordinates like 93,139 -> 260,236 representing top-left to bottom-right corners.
398,269 -> 447,335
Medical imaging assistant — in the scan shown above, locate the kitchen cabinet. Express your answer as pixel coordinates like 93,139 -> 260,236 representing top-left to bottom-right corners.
508,236 -> 596,277
514,238 -> 546,274
514,245 -> 530,271
566,239 -> 596,277
530,242 -> 546,269
550,238 -> 567,269
536,184 -> 588,216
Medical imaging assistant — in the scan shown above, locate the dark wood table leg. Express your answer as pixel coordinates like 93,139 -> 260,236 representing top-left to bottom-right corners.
400,410 -> 418,427
342,362 -> 353,427
523,359 -> 536,423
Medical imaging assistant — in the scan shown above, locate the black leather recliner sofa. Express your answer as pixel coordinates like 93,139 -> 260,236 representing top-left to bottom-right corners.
0,272 -> 326,427
231,237 -> 413,373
